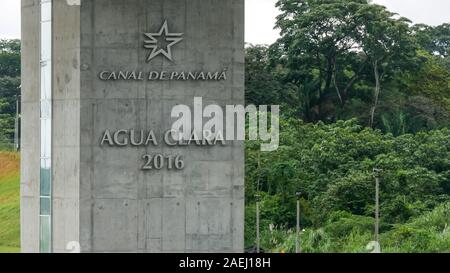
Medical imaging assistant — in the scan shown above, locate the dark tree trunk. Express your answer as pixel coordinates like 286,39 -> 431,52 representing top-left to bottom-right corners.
370,60 -> 381,128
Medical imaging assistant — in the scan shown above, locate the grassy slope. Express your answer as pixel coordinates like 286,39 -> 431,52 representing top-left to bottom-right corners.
0,152 -> 20,253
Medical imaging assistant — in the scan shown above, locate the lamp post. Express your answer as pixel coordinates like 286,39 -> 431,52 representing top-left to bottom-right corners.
296,191 -> 301,254
255,193 -> 261,253
373,168 -> 382,249
255,151 -> 262,254
14,93 -> 21,151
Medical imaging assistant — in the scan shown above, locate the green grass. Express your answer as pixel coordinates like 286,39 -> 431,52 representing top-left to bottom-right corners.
0,245 -> 20,253
0,152 -> 20,253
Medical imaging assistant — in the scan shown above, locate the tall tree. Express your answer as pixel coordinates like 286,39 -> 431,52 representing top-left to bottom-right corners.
273,0 -> 370,121
353,4 -> 417,127
272,1 -> 420,127
245,45 -> 291,107
413,23 -> 450,58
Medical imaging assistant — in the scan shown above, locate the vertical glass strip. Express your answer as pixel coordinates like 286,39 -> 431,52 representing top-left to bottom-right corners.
39,0 -> 52,253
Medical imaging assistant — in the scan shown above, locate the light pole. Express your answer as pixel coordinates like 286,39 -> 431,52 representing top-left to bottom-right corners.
255,151 -> 262,253
373,168 -> 382,248
14,93 -> 21,151
255,193 -> 261,253
295,191 -> 301,253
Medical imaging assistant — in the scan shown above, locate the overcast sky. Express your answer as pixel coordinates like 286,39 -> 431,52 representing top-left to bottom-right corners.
1,0 -> 449,44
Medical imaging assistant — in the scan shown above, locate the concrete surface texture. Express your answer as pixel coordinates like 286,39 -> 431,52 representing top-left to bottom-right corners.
21,0 -> 41,253
21,0 -> 245,253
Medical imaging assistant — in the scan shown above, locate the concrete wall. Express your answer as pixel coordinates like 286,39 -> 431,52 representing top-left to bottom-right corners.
20,0 -> 41,253
52,0 -> 81,253
79,0 -> 244,253
21,0 -> 244,253
21,0 -> 81,253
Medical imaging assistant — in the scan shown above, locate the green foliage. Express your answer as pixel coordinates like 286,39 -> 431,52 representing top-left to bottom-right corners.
246,204 -> 449,253
324,211 -> 374,239
0,39 -> 20,147
243,1 -> 450,134
244,2 -> 450,252
245,118 -> 450,252
0,39 -> 20,78
413,23 -> 450,58
381,202 -> 450,253
245,45 -> 293,107
268,0 -> 420,126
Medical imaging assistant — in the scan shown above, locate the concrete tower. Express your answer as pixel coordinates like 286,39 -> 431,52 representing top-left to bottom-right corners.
21,0 -> 244,253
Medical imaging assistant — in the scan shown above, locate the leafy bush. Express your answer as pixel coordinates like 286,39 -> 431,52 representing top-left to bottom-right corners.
245,118 -> 450,252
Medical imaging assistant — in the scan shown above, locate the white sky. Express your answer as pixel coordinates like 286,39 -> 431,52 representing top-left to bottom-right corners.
1,0 -> 449,44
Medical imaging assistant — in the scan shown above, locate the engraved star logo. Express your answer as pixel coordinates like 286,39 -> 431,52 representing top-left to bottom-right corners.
144,20 -> 183,62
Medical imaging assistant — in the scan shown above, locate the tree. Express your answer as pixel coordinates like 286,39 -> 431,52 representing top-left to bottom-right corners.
244,0 -> 450,253
0,39 -> 21,77
246,117 -> 450,224
0,39 -> 21,145
273,0 -> 370,122
272,1 -> 433,131
245,45 -> 292,107
413,23 -> 450,58
353,4 -> 417,127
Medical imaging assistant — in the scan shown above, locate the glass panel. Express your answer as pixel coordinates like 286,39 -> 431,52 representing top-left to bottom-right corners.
40,197 -> 51,215
41,2 -> 52,22
40,118 -> 47,157
45,119 -> 51,156
40,118 -> 51,158
40,21 -> 52,61
40,0 -> 52,254
40,61 -> 51,100
40,100 -> 51,119
40,159 -> 51,197
40,215 -> 51,253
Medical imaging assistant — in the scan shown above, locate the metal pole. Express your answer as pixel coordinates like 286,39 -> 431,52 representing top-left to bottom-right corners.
256,152 -> 261,253
15,96 -> 19,151
373,168 -> 382,247
375,176 -> 380,243
296,192 -> 301,253
256,194 -> 260,253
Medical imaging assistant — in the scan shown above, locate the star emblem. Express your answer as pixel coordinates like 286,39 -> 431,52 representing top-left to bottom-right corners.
144,20 -> 183,62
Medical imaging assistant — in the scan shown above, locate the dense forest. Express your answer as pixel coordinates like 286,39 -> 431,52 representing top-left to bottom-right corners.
0,39 -> 20,150
244,0 -> 450,252
0,0 -> 449,253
